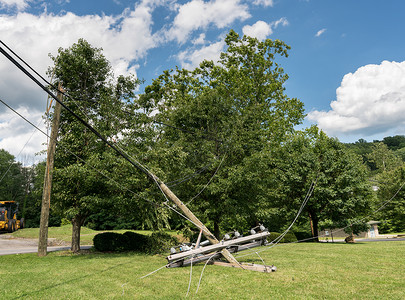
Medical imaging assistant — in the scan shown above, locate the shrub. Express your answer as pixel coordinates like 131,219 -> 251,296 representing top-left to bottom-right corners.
93,231 -> 178,254
93,232 -> 128,252
294,231 -> 314,242
123,231 -> 149,252
145,231 -> 178,255
269,232 -> 297,243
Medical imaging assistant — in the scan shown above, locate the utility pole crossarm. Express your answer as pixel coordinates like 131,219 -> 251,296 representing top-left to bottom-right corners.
156,178 -> 241,266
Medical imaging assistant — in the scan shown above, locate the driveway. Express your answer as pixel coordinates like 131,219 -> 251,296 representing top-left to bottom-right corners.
0,234 -> 92,256
359,237 -> 405,242
320,236 -> 405,243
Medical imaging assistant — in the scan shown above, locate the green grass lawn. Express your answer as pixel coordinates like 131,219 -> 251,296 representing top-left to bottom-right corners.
1,240 -> 404,299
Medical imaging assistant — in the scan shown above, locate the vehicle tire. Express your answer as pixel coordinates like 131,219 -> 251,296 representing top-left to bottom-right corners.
7,220 -> 13,233
19,218 -> 25,229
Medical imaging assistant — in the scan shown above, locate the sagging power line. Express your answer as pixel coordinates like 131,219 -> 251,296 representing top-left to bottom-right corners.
0,41 -> 244,266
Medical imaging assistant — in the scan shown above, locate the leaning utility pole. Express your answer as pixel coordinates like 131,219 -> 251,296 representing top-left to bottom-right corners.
38,84 -> 63,257
156,177 -> 241,266
1,43 -> 273,271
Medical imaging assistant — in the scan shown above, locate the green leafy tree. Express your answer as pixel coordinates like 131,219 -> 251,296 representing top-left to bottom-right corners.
139,30 -> 305,237
366,142 -> 402,173
345,139 -> 374,170
382,135 -> 405,151
376,166 -> 405,232
269,128 -> 373,241
0,149 -> 25,203
394,147 -> 405,162
49,39 -> 140,251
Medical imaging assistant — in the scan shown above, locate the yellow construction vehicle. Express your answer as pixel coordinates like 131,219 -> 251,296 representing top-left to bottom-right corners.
0,201 -> 24,233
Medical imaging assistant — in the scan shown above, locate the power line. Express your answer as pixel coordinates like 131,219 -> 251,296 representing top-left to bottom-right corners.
166,163 -> 212,187
0,42 -> 151,180
0,96 -> 207,230
2,40 -> 226,193
236,177 -> 405,259
0,40 -> 218,205
0,119 -> 40,184
185,152 -> 227,205
0,42 -> 222,234
153,120 -> 224,144
235,176 -> 317,259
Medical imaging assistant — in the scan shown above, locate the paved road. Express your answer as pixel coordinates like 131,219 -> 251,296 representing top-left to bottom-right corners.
359,237 -> 405,242
0,235 -> 92,256
320,237 -> 405,243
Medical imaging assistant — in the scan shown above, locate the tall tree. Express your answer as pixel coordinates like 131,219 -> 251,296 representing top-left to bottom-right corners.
376,166 -> 405,232
139,30 -> 305,237
269,128 -> 373,241
49,39 -> 139,252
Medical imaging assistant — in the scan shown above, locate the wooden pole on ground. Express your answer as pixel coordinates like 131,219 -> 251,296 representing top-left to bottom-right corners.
157,179 -> 241,266
38,84 -> 63,257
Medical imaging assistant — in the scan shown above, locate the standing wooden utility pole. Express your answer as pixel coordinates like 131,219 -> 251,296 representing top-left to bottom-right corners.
38,84 -> 63,257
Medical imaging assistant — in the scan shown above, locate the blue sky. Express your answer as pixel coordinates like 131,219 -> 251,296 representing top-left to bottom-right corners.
0,0 -> 404,163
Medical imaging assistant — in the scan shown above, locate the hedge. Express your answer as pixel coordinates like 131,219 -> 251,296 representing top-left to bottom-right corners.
93,231 -> 178,254
268,232 -> 297,243
93,232 -> 128,252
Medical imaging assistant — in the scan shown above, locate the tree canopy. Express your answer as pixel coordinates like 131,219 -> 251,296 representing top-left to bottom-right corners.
137,30 -> 305,237
376,166 -> 405,232
267,128 -> 373,241
32,32 -> 399,245
49,39 -> 141,251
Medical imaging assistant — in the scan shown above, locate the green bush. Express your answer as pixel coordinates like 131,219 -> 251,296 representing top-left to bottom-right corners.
123,231 -> 149,252
93,232 -> 128,252
61,218 -> 71,226
145,231 -> 178,255
269,232 -> 297,243
92,231 -> 178,254
294,231 -> 314,242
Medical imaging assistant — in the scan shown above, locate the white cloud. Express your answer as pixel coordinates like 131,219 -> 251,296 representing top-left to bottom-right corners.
0,3 -> 158,89
243,21 -> 272,40
178,39 -> 225,70
242,18 -> 288,40
0,105 -> 46,164
252,0 -> 274,7
0,0 -> 161,159
0,0 -> 266,161
273,17 -> 289,28
167,0 -> 250,43
315,28 -> 326,37
0,0 -> 32,11
308,61 -> 405,138
192,33 -> 206,45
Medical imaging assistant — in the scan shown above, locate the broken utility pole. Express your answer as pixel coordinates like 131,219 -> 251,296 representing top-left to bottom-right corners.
0,43 -> 275,271
157,178 -> 242,266
38,84 -> 63,257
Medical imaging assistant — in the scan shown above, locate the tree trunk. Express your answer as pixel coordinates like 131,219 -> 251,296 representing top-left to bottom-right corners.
308,211 -> 319,242
71,215 -> 86,253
